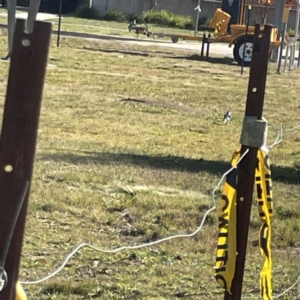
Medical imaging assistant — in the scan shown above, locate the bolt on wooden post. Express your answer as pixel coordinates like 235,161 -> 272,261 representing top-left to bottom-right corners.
224,24 -> 272,300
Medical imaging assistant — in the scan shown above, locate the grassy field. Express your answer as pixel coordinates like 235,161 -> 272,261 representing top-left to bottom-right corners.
0,20 -> 300,299
0,8 -> 208,41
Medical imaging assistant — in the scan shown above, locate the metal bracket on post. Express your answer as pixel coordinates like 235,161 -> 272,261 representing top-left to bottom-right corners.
240,116 -> 267,148
0,268 -> 7,292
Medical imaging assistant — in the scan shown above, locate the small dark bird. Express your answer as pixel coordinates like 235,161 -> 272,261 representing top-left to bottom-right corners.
223,111 -> 232,124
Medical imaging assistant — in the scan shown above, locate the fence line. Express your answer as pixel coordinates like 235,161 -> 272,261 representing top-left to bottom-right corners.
20,149 -> 249,286
19,122 -> 300,299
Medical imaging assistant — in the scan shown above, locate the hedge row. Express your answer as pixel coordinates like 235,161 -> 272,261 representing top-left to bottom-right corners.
75,5 -> 210,30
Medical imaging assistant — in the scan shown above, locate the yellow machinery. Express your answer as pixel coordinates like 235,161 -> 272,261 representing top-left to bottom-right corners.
128,5 -> 290,66
208,8 -> 282,66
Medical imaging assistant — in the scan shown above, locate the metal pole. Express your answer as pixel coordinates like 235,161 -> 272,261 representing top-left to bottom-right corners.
26,0 -> 41,34
201,33 -> 206,57
238,0 -> 245,25
194,0 -> 201,36
273,0 -> 285,29
284,42 -> 289,72
6,0 -> 16,59
57,0 -> 63,47
0,19 -> 51,300
271,0 -> 285,62
294,0 -> 300,67
277,22 -> 287,74
290,44 -> 295,70
295,0 -> 300,39
241,6 -> 251,75
206,33 -> 211,58
298,40 -> 300,67
224,24 -> 272,300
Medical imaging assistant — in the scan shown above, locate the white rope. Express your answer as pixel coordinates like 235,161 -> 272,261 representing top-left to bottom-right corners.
194,5 -> 201,12
272,124 -> 300,298
268,122 -> 300,148
283,123 -> 300,132
268,123 -> 282,148
20,150 -> 249,285
273,275 -> 300,298
19,121 -> 300,296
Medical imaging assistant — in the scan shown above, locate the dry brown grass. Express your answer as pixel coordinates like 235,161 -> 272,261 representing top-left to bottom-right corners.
0,24 -> 299,299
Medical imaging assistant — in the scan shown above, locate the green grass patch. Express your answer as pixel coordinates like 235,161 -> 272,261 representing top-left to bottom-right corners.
0,28 -> 297,299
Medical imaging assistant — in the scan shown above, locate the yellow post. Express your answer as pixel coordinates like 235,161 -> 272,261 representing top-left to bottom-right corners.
15,281 -> 27,300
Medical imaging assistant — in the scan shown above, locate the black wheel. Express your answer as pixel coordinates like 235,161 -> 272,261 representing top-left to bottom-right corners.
233,36 -> 254,67
171,36 -> 179,43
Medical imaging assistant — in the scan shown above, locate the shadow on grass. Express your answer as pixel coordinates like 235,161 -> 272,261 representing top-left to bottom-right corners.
82,46 -> 174,57
82,47 -> 237,66
41,151 -> 300,184
167,54 -> 237,66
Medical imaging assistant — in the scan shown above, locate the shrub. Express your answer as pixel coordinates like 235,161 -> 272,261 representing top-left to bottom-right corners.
198,17 -> 213,31
184,20 -> 195,30
102,10 -> 126,22
143,10 -> 196,30
287,28 -> 297,37
199,16 -> 208,26
75,5 -> 100,19
127,13 -> 144,24
143,10 -> 173,26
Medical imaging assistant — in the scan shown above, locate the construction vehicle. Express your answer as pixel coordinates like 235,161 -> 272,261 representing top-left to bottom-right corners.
207,7 -> 281,66
128,0 -> 290,66
128,19 -> 205,43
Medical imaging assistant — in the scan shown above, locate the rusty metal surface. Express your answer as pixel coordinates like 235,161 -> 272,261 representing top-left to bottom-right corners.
224,24 -> 272,300
0,19 -> 51,300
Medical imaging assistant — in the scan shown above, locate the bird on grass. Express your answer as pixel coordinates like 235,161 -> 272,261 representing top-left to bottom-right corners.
223,111 -> 232,124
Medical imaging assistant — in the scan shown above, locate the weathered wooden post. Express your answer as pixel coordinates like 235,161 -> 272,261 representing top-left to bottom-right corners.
0,19 -> 51,300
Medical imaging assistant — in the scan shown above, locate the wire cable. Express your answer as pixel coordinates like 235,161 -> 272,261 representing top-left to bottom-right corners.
20,150 -> 249,285
20,121 -> 300,297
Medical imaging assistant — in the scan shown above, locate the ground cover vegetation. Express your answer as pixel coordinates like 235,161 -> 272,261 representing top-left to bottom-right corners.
0,15 -> 299,300
0,8 -> 210,40
74,5 -> 210,31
